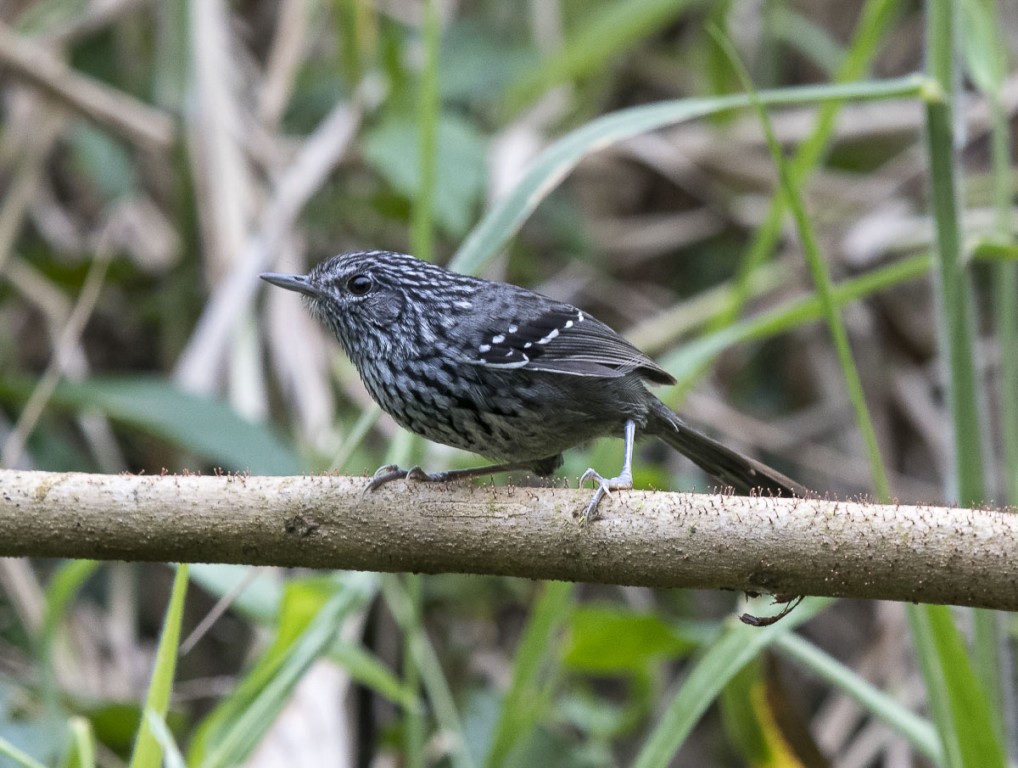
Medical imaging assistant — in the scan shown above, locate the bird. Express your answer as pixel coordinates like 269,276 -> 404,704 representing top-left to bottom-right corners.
261,250 -> 806,522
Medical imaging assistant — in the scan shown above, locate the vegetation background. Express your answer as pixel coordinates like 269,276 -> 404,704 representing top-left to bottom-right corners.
0,0 -> 1016,766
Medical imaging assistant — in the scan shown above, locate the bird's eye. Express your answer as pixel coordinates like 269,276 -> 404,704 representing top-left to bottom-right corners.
347,274 -> 373,296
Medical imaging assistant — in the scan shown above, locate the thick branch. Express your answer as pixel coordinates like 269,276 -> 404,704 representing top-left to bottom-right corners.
0,469 -> 1015,611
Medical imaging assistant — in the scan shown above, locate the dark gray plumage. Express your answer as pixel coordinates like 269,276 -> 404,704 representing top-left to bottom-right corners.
261,250 -> 806,520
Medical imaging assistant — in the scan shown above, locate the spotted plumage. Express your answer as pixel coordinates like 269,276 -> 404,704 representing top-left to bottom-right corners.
261,250 -> 805,520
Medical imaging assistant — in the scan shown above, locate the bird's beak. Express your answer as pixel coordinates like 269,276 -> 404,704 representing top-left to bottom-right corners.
260,272 -> 321,298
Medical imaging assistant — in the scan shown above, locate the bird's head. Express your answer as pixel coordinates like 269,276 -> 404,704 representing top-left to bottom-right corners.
260,250 -> 474,361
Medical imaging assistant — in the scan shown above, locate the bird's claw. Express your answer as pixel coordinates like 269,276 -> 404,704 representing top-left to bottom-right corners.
365,464 -> 443,494
366,464 -> 417,493
576,468 -> 633,526
365,464 -> 403,494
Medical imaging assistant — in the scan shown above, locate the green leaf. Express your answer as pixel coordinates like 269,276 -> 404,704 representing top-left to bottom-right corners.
129,564 -> 189,768
187,564 -> 282,623
42,560 -> 101,644
68,123 -> 137,201
721,26 -> 890,496
908,605 -> 1006,768
0,376 -> 302,475
189,572 -> 378,768
767,4 -> 846,76
663,255 -> 931,380
329,641 -> 417,710
0,735 -> 48,768
485,581 -> 574,768
40,560 -> 101,720
959,0 -> 1006,93
971,239 -> 1018,262
363,112 -> 487,237
631,598 -> 832,768
563,605 -> 696,674
718,657 -> 775,766
925,0 -> 985,508
450,76 -> 925,277
439,22 -> 535,102
86,704 -> 143,755
382,575 -> 475,768
64,717 -> 97,768
142,711 -> 185,768
774,633 -> 941,763
507,0 -> 699,112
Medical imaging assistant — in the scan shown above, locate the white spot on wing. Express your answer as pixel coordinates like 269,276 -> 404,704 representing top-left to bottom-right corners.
508,324 -> 518,333
479,344 -> 491,353
537,327 -> 560,344
483,359 -> 528,369
491,334 -> 505,344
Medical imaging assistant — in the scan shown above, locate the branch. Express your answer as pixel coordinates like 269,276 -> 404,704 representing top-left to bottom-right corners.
0,21 -> 175,152
1,469 -> 1015,611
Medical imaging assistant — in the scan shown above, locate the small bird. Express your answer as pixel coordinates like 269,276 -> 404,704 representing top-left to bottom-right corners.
261,250 -> 805,521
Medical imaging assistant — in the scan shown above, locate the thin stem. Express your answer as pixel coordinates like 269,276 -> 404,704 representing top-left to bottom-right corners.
990,94 -> 1018,505
676,0 -> 903,399
714,28 -> 891,499
1,241 -> 114,468
410,0 -> 440,263
924,1 -> 985,506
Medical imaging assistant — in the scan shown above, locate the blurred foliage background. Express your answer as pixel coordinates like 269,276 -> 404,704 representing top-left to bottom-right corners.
0,0 -> 1016,766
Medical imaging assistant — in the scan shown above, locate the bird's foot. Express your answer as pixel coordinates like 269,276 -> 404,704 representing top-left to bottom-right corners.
366,461 -> 528,495
366,464 -> 445,493
577,467 -> 633,525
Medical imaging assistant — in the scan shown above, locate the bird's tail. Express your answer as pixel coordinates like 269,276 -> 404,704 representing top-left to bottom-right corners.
645,399 -> 807,497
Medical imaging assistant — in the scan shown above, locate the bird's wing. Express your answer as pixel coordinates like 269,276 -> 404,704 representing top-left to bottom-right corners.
456,291 -> 675,385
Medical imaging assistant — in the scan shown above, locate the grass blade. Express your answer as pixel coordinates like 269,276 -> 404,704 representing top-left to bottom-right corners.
631,599 -> 832,768
484,581 -> 575,768
664,255 -> 931,382
0,376 -> 302,475
774,633 -> 942,764
192,572 -> 377,768
0,736 -> 47,768
450,76 -> 925,278
907,605 -> 1006,767
129,564 -> 189,768
924,4 -> 985,506
717,25 -> 891,497
382,575 -> 476,768
912,4 -> 1006,766
506,0 -> 698,113
66,716 -> 97,768
698,0 -> 905,390
143,711 -> 186,768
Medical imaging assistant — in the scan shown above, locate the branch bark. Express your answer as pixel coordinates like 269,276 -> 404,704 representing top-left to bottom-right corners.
1,469 -> 1015,611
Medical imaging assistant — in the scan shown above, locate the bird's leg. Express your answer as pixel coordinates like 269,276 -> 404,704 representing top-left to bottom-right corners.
578,419 -> 636,524
367,460 -> 538,492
